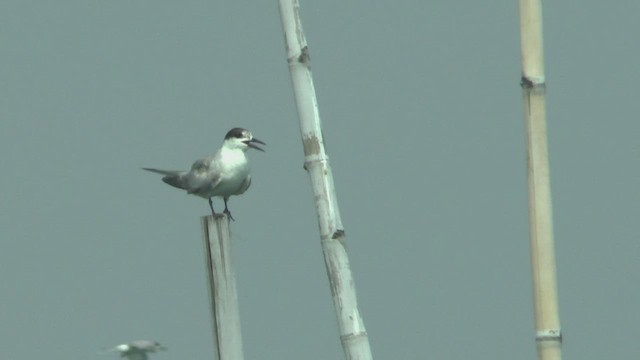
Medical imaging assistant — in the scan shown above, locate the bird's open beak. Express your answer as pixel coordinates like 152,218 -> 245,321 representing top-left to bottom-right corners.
245,138 -> 266,152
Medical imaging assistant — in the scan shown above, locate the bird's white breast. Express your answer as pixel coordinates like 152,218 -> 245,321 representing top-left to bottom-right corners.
211,148 -> 251,197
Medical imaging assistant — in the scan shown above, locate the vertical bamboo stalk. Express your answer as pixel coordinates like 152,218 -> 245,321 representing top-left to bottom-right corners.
278,1 -> 373,359
201,214 -> 244,360
519,0 -> 562,359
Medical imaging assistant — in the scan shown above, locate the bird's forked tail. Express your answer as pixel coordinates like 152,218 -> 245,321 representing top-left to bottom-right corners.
142,168 -> 185,190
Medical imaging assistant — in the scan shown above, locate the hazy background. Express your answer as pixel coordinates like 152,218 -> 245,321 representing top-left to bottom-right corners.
1,1 -> 638,359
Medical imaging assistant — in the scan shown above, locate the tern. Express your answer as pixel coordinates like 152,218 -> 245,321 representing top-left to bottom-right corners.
101,340 -> 167,360
143,128 -> 265,219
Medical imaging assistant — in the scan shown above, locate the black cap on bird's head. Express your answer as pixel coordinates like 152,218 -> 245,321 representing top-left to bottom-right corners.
224,127 -> 248,140
224,127 -> 266,152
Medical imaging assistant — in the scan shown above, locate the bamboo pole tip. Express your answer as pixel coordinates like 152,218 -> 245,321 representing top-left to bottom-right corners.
201,213 -> 231,224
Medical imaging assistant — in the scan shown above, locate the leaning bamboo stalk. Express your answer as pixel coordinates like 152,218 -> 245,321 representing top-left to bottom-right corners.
519,0 -> 562,359
201,214 -> 244,360
277,1 -> 373,359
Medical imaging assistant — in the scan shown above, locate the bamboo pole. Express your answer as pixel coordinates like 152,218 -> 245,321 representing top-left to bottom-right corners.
201,214 -> 244,360
278,1 -> 373,359
519,0 -> 562,359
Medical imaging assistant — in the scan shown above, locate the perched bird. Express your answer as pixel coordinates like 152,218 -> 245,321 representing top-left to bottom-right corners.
102,340 -> 167,360
143,127 -> 265,219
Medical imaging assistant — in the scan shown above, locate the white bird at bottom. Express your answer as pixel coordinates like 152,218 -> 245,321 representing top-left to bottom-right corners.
101,340 -> 167,360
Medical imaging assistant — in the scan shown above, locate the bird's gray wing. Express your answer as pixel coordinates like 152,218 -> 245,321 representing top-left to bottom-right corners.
237,174 -> 252,195
189,157 -> 211,172
184,156 -> 222,195
128,340 -> 156,350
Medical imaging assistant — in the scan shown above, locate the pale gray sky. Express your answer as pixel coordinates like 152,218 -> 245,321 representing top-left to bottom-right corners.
1,1 -> 638,359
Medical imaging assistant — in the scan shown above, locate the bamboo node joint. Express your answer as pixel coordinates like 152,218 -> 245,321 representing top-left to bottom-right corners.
536,329 -> 562,343
298,46 -> 311,67
520,75 -> 546,89
340,331 -> 368,343
303,156 -> 328,172
332,229 -> 345,239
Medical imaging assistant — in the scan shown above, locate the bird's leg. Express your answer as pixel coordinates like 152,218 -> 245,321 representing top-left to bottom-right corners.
223,197 -> 235,221
208,198 -> 217,217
